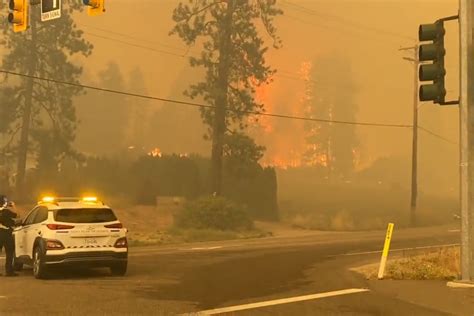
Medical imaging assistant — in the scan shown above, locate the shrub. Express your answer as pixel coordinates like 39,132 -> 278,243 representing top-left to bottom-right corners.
330,210 -> 355,231
175,196 -> 253,231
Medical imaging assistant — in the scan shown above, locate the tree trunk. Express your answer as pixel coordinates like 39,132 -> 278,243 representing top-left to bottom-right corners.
211,0 -> 234,195
15,16 -> 37,200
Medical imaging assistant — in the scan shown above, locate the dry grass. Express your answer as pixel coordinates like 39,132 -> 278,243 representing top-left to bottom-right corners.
127,228 -> 272,246
286,211 -> 387,231
353,247 -> 461,281
386,247 -> 460,280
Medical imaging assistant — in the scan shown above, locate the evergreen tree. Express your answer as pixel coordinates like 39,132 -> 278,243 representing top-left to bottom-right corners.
170,0 -> 282,194
0,1 -> 92,197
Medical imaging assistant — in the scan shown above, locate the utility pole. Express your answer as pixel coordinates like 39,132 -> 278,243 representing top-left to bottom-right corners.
400,45 -> 419,226
16,12 -> 38,200
459,0 -> 474,282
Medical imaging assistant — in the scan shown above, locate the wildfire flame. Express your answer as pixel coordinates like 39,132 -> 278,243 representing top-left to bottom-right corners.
148,147 -> 162,158
250,62 -> 313,168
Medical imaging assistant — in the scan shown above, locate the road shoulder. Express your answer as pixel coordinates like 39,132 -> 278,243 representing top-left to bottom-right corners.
368,279 -> 474,316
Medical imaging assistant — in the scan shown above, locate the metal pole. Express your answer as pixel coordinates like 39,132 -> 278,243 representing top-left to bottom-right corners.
459,0 -> 474,282
400,45 -> 419,226
410,46 -> 419,227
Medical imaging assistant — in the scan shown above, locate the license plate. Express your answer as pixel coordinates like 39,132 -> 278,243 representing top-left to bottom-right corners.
84,238 -> 98,245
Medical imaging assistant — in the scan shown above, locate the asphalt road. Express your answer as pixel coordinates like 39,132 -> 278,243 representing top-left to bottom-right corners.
0,225 -> 466,315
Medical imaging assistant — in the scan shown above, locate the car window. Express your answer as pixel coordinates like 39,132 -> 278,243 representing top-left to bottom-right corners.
24,208 -> 39,226
54,208 -> 117,223
33,207 -> 49,224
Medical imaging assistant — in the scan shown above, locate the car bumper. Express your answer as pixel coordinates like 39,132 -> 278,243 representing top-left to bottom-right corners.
44,250 -> 128,266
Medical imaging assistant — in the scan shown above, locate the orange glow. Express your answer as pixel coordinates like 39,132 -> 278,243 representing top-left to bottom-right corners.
148,147 -> 162,158
251,76 -> 273,133
251,61 -> 310,168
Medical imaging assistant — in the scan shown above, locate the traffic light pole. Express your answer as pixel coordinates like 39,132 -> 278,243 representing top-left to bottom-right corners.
410,46 -> 419,227
459,0 -> 474,282
400,45 -> 419,227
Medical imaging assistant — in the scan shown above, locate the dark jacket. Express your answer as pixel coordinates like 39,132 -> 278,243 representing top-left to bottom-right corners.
0,208 -> 17,229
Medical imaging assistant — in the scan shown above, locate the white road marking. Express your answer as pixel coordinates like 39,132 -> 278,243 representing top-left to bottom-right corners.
447,281 -> 474,288
0,296 -> 6,299
448,229 -> 461,233
190,246 -> 223,251
190,288 -> 369,315
129,244 -> 245,257
334,243 -> 460,257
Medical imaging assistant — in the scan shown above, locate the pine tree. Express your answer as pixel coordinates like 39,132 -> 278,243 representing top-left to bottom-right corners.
0,1 -> 92,198
170,0 -> 282,195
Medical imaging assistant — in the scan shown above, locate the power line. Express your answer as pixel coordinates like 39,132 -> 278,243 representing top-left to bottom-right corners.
281,14 -> 399,46
80,30 -> 359,91
83,28 -> 307,83
0,71 -> 458,145
79,20 -> 402,88
418,126 -> 458,145
85,32 -> 189,58
84,31 -> 309,87
282,14 -> 408,46
281,0 -> 415,42
83,30 -> 320,89
0,69 -> 413,129
80,24 -> 190,53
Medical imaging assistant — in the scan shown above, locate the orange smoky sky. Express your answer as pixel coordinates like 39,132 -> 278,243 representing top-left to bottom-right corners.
0,0 -> 460,195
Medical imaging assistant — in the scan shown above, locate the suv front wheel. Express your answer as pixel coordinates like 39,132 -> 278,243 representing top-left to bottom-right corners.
33,246 -> 48,279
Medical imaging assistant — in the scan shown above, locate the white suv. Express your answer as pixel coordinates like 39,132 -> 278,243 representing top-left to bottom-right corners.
13,197 -> 128,279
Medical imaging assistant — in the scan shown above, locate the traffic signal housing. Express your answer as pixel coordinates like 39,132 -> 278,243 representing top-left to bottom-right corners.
418,21 -> 446,104
83,0 -> 105,16
8,0 -> 28,33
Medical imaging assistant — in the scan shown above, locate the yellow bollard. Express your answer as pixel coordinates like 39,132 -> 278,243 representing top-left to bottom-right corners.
378,223 -> 395,280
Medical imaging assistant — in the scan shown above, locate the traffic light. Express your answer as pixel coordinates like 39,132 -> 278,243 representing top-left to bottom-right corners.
8,0 -> 28,33
418,21 -> 446,104
83,0 -> 105,16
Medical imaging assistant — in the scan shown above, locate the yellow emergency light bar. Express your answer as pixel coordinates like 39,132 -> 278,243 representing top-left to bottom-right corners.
41,196 -> 56,203
82,196 -> 98,202
39,196 -> 101,204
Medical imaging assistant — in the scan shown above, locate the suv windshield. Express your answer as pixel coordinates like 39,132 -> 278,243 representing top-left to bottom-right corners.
54,208 -> 117,223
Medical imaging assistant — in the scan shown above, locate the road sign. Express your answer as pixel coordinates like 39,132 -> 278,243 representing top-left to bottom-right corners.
41,0 -> 61,22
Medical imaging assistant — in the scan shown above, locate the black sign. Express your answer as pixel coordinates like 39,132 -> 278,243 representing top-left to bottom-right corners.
41,0 -> 61,21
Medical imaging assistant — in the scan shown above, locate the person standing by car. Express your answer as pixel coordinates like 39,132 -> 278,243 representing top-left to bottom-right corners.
0,195 -> 18,277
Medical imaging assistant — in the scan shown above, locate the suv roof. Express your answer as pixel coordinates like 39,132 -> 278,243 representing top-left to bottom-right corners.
37,197 -> 109,210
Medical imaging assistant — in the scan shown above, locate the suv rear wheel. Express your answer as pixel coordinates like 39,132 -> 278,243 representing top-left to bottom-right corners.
110,261 -> 127,276
33,246 -> 48,279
